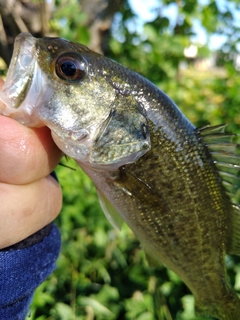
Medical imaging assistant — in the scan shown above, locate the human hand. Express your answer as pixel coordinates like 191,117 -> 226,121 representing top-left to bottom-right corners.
0,78 -> 63,249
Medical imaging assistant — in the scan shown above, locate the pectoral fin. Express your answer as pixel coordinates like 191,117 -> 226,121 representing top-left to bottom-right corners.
97,190 -> 124,230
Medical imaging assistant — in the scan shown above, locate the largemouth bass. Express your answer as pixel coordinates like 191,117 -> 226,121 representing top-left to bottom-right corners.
1,33 -> 240,320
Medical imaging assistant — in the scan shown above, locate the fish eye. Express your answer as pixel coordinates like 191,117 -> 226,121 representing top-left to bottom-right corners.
55,54 -> 86,82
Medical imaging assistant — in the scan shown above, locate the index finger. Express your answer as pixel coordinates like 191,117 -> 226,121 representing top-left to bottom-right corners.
0,78 -> 63,185
0,115 -> 63,185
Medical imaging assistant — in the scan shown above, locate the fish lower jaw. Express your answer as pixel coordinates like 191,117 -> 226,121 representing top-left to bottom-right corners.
50,131 -> 125,172
51,131 -> 90,163
0,103 -> 43,127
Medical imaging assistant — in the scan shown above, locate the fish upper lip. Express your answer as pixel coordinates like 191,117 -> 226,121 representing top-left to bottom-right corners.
0,33 -> 37,110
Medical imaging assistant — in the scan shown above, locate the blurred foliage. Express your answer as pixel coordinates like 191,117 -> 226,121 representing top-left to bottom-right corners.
49,0 -> 90,44
1,0 -> 237,319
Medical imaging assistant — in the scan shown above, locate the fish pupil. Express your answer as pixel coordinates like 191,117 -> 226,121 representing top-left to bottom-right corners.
61,61 -> 77,77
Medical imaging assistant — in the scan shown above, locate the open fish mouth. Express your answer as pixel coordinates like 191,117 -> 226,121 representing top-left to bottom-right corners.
0,33 -> 36,110
0,33 -> 48,127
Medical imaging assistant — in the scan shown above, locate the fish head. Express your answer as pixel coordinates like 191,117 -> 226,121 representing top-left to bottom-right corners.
0,33 -> 151,170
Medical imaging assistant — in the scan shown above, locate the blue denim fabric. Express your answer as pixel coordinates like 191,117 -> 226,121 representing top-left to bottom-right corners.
0,224 -> 61,320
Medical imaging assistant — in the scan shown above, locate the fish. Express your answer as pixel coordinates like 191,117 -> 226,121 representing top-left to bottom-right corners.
1,32 -> 240,320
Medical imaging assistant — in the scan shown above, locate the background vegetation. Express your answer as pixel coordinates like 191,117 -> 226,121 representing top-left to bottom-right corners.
1,0 -> 240,319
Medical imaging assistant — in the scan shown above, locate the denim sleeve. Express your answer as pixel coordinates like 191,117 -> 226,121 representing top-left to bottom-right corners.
0,223 -> 61,320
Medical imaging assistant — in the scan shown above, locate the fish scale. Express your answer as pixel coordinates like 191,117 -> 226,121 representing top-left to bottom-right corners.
1,32 -> 240,319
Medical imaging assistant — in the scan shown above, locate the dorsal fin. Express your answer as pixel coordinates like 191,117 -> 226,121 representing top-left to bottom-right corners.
199,124 -> 240,204
199,124 -> 240,255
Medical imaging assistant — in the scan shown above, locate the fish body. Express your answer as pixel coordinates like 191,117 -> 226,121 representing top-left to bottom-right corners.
1,33 -> 240,319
